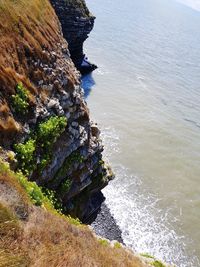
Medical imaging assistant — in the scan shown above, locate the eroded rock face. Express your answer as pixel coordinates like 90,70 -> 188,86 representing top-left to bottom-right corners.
50,0 -> 97,74
0,0 -> 113,222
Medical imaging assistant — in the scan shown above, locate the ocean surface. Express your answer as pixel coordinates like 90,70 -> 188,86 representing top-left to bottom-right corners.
82,0 -> 200,266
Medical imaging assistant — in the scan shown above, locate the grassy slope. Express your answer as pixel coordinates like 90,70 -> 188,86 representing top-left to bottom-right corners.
0,161 -> 149,267
0,0 -> 60,134
0,0 -> 59,82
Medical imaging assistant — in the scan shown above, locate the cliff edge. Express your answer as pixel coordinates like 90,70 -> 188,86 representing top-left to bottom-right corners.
0,0 -> 111,222
0,1 -> 170,266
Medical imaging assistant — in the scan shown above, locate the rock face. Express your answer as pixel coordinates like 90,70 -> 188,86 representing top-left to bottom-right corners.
0,0 -> 113,222
50,0 -> 97,74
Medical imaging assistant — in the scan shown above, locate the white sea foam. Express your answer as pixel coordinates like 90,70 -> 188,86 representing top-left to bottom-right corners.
96,68 -> 105,75
100,126 -> 120,158
103,169 -> 199,266
101,127 -> 200,267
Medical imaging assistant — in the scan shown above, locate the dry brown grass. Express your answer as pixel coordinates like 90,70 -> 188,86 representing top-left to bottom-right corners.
0,0 -> 63,137
0,0 -> 60,83
0,161 -> 149,267
0,203 -> 29,267
0,163 -> 29,205
0,101 -> 20,133
0,163 -> 30,221
21,207 -> 147,267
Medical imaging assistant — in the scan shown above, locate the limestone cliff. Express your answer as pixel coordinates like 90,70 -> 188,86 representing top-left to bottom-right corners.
50,0 -> 97,73
0,2 -> 172,266
0,0 -> 112,222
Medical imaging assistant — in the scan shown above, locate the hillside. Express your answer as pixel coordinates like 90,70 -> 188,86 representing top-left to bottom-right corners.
0,160 -> 155,267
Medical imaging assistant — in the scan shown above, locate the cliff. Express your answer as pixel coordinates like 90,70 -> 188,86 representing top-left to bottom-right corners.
0,0 -> 112,223
50,0 -> 97,74
0,1 -> 170,266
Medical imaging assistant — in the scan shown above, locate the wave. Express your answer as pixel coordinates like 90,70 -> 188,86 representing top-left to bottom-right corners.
103,166 -> 199,266
101,126 -> 200,267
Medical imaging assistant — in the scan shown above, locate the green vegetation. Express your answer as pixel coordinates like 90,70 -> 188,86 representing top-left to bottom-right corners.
7,151 -> 16,161
54,151 -> 84,183
38,155 -> 51,172
99,239 -> 109,246
14,115 -> 67,175
42,188 -> 63,212
98,159 -> 105,166
114,242 -> 122,249
60,178 -> 72,195
12,115 -> 80,214
16,171 -> 65,211
141,253 -> 166,267
14,139 -> 36,175
37,116 -> 67,149
37,116 -> 67,171
0,160 -> 76,221
0,161 -> 10,174
12,83 -> 29,114
65,215 -> 81,226
151,260 -> 166,267
140,253 -> 155,259
69,151 -> 84,164
16,171 -> 44,206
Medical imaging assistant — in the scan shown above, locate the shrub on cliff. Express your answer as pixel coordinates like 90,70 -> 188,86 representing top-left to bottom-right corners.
14,116 -> 67,175
37,116 -> 67,149
16,171 -> 44,206
14,139 -> 36,175
12,83 -> 29,114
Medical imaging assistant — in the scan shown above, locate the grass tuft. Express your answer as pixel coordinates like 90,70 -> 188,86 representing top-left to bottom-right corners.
141,253 -> 155,259
151,260 -> 166,267
12,83 -> 29,114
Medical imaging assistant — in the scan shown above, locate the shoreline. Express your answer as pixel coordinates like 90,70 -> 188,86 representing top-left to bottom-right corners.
91,202 -> 124,244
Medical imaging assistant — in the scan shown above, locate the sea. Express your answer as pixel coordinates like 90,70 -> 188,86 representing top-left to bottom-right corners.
82,0 -> 200,266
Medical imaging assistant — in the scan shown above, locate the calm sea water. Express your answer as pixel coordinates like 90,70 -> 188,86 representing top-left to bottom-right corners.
83,0 -> 200,266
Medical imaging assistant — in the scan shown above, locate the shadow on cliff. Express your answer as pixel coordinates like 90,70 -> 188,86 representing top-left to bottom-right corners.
81,73 -> 96,98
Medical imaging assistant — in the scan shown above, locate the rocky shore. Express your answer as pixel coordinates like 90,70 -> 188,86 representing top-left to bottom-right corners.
91,203 -> 124,244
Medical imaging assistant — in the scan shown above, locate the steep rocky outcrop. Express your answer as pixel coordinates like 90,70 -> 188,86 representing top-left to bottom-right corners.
50,0 -> 97,74
0,2 -> 173,266
0,0 -> 112,222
